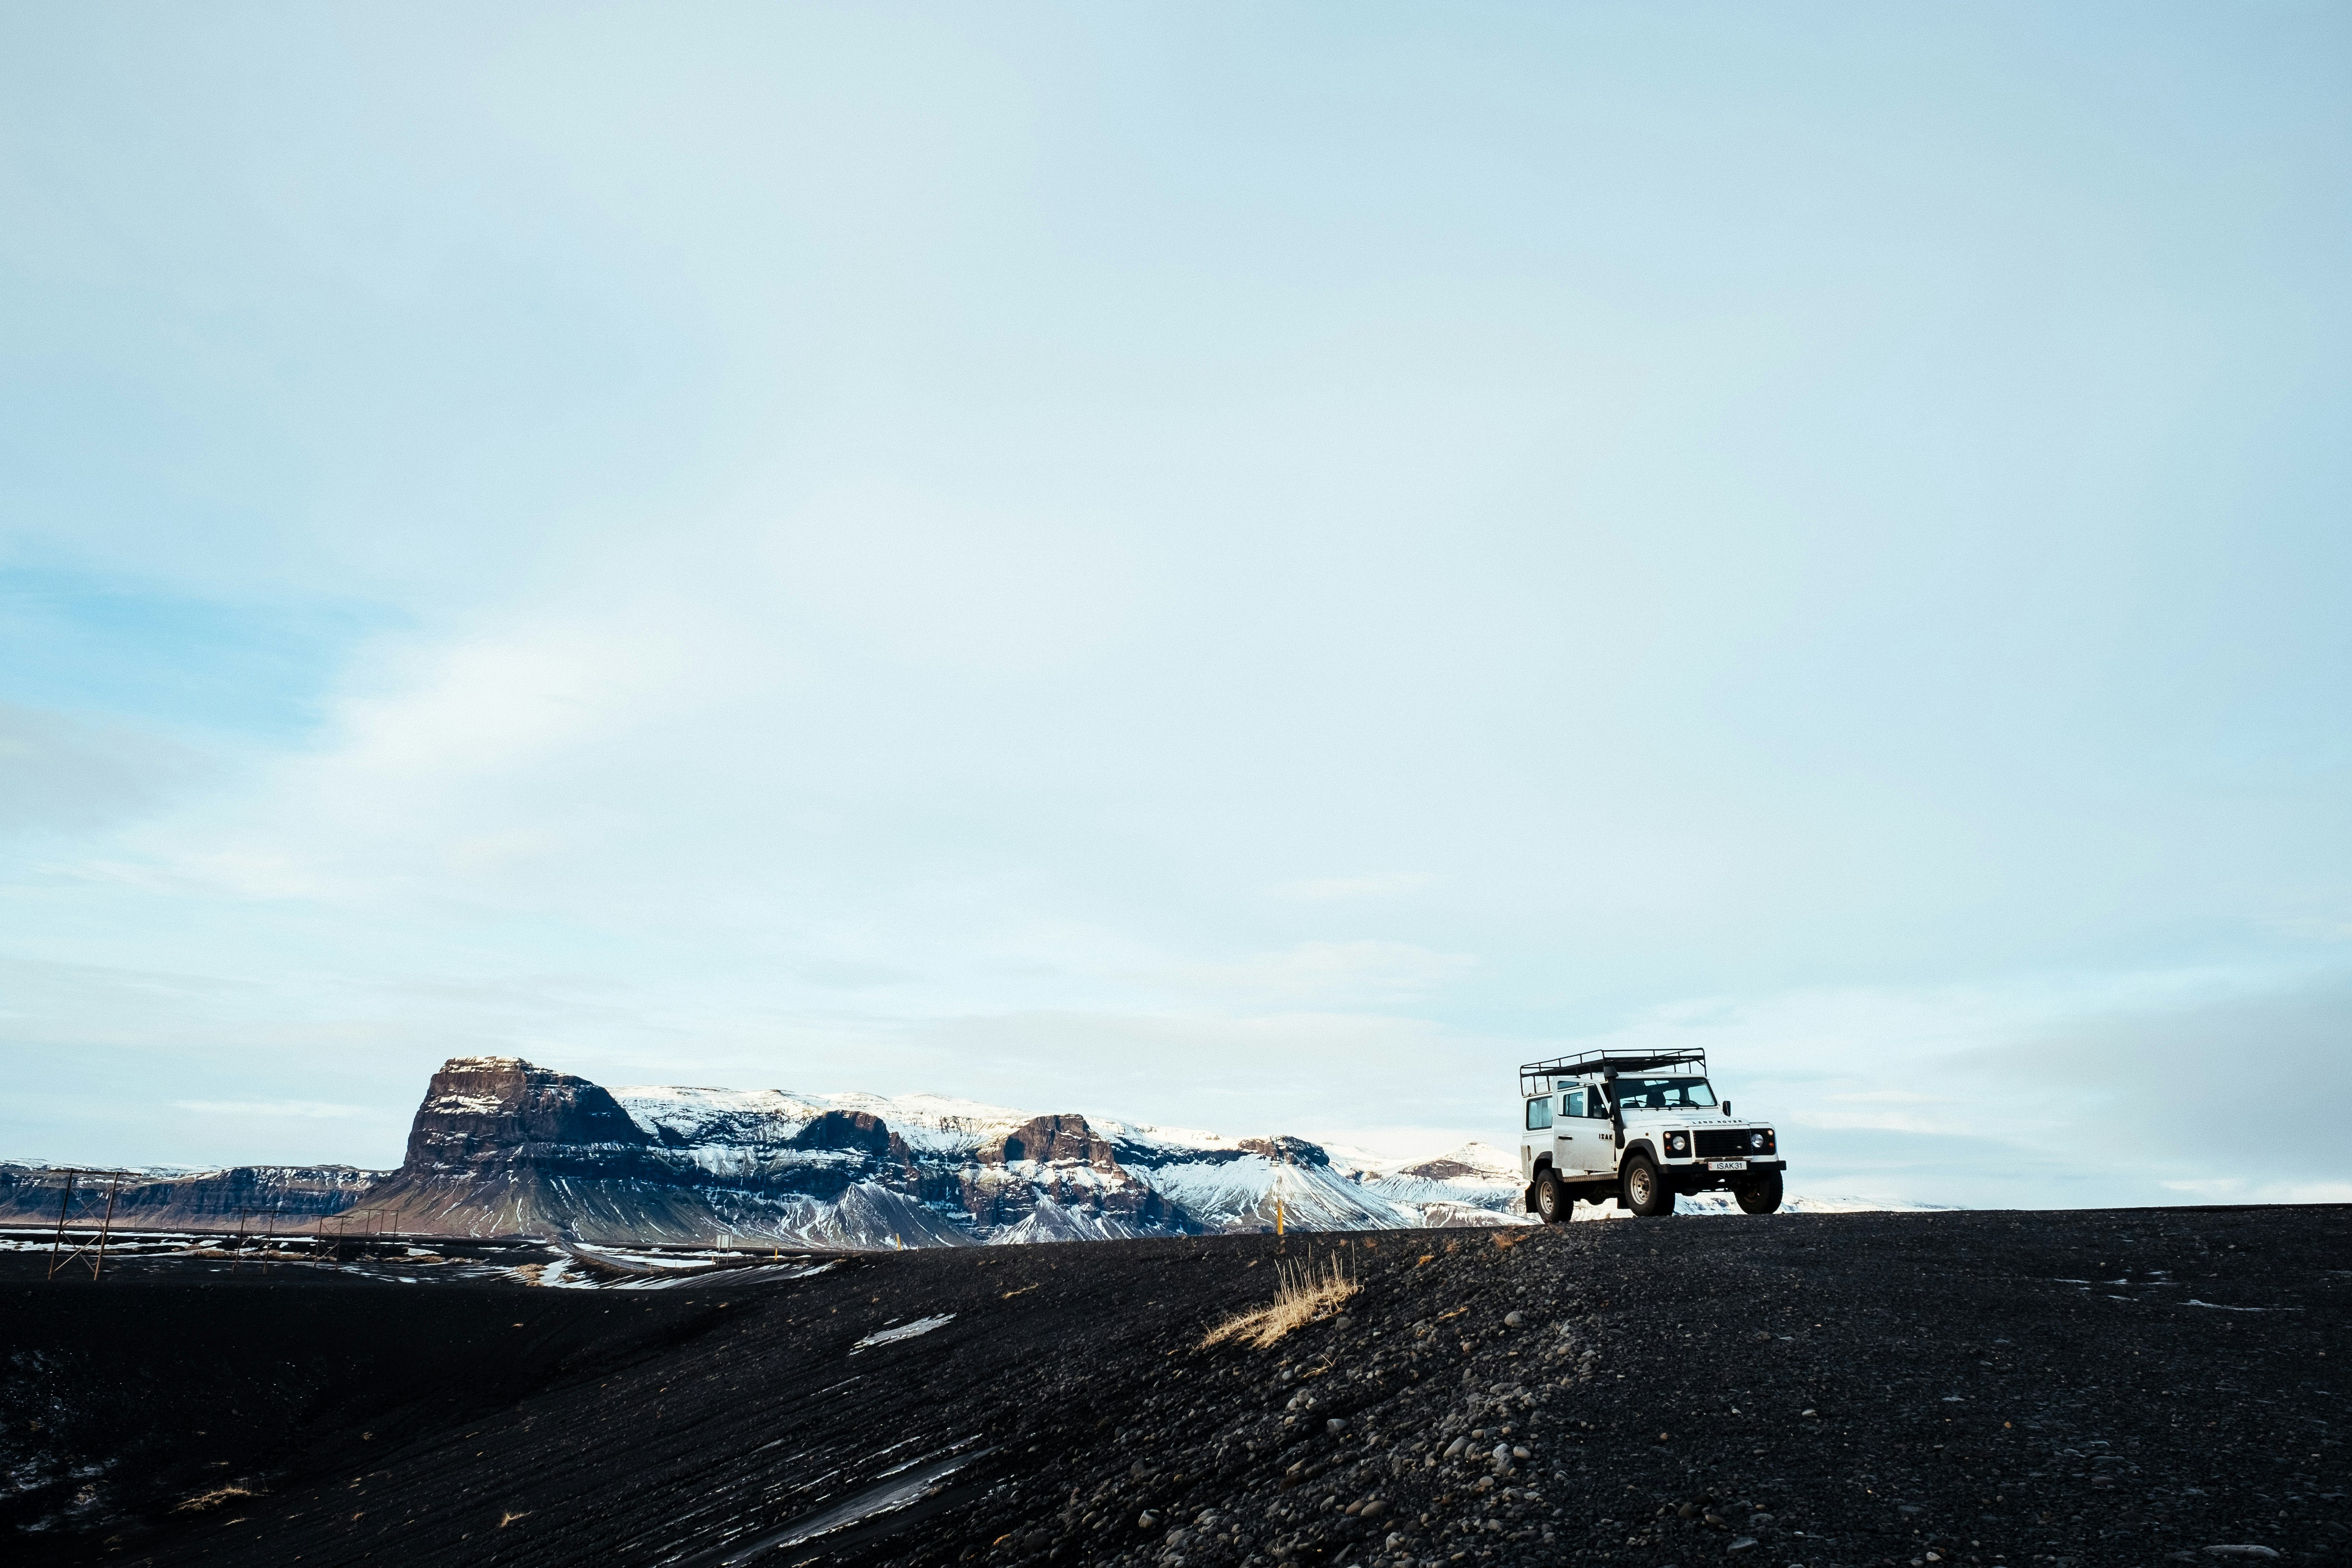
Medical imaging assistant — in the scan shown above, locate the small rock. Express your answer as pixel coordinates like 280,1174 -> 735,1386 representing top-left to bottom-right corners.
2204,1550 -> 2281,1562
1730,1537 -> 1759,1553
1504,1311 -> 1525,1328
1334,1315 -> 1353,1330
1361,1500 -> 1386,1520
1512,1446 -> 1530,1460
1164,1527 -> 1189,1547
1678,1503 -> 1703,1520
1139,1510 -> 1162,1529
1444,1436 -> 1468,1458
1326,1417 -> 1348,1434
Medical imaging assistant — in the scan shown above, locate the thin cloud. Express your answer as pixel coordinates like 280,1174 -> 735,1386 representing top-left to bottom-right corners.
1158,940 -> 1477,1005
2163,1176 -> 2352,1205
172,1100 -> 372,1119
1266,874 -> 1433,902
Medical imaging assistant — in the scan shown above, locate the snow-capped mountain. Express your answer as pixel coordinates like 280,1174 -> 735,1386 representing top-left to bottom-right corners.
0,1056 -> 1924,1246
604,1075 -> 1419,1243
1354,1141 -> 1534,1227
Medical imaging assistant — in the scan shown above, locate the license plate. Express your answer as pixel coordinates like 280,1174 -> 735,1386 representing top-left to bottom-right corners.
1707,1159 -> 1749,1172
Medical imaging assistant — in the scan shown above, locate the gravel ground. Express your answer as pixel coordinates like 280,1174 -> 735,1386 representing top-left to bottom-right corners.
4,1207 -> 2344,1568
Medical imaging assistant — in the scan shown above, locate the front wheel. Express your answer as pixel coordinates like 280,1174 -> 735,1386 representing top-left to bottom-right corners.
1535,1167 -> 1568,1224
1621,1155 -> 1673,1217
1734,1170 -> 1784,1214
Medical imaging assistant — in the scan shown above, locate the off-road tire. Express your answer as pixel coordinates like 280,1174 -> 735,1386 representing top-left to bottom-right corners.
1535,1167 -> 1568,1224
1622,1155 -> 1673,1217
1734,1170 -> 1784,1214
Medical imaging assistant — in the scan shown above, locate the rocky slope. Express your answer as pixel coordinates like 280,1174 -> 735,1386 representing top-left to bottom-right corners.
7,1206 -> 2342,1568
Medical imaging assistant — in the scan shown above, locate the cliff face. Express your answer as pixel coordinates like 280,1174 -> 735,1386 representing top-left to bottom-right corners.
1237,1135 -> 1330,1168
985,1115 -> 1119,1170
402,1057 -> 654,1174
0,1164 -> 380,1230
930,1112 -> 1182,1234
789,1111 -> 895,1158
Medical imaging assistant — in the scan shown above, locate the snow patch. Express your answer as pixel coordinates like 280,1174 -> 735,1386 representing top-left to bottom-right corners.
852,1314 -> 956,1351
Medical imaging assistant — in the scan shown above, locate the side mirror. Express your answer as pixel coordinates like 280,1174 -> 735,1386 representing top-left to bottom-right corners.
1722,1101 -> 1732,1117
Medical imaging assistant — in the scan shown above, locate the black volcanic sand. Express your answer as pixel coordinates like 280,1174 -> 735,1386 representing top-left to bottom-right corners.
3,1209 -> 2344,1568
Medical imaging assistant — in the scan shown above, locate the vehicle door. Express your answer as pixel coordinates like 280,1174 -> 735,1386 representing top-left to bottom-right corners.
1553,1088 -> 1590,1172
1522,1090 -> 1554,1178
1585,1085 -> 1617,1172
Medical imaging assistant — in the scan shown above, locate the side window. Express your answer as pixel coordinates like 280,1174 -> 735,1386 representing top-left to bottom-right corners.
1563,1088 -> 1585,1118
1525,1095 -> 1553,1131
1591,1090 -> 1611,1119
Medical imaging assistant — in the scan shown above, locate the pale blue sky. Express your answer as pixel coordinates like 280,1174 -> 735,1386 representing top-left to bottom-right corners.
3,4 -> 2347,1207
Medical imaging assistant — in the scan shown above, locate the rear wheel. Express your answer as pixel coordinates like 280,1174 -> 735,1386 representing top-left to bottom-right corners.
1734,1170 -> 1784,1214
1535,1167 -> 1568,1224
1621,1155 -> 1673,1217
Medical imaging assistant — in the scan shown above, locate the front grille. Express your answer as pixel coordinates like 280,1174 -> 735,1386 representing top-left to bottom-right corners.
1695,1128 -> 1758,1159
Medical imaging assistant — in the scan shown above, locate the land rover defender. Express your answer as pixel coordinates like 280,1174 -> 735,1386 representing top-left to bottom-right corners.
1516,1048 -> 1783,1219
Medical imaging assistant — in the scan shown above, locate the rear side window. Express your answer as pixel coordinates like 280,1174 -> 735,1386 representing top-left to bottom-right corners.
1525,1096 -> 1553,1130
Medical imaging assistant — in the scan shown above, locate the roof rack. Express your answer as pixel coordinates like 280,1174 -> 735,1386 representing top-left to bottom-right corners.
1518,1049 -> 1707,1097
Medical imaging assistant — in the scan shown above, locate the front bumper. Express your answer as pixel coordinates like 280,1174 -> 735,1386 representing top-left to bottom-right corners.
1660,1156 -> 1784,1188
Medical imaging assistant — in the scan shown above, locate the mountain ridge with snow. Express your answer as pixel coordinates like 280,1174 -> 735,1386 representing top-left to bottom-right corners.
0,1056 -> 1927,1244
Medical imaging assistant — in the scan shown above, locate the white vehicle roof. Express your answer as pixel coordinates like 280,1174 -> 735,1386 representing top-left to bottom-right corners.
1519,1049 -> 1707,1095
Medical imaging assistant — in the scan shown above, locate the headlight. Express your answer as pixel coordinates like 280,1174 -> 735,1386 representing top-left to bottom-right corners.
1749,1132 -> 1764,1150
1666,1132 -> 1688,1155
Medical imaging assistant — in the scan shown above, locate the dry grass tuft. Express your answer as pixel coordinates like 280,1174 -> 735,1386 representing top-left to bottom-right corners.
1200,1254 -> 1359,1350
174,1483 -> 256,1513
1492,1230 -> 1528,1250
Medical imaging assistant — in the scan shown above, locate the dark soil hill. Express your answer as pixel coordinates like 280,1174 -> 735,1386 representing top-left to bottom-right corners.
3,1208 -> 2344,1568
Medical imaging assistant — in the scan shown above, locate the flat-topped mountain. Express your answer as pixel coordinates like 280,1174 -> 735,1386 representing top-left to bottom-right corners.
403,1056 -> 658,1169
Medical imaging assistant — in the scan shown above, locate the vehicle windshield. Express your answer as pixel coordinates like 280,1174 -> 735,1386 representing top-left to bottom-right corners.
1611,1077 -> 1717,1110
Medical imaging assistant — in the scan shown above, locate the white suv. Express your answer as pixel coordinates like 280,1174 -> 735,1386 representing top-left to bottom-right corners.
1516,1049 -> 1784,1219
